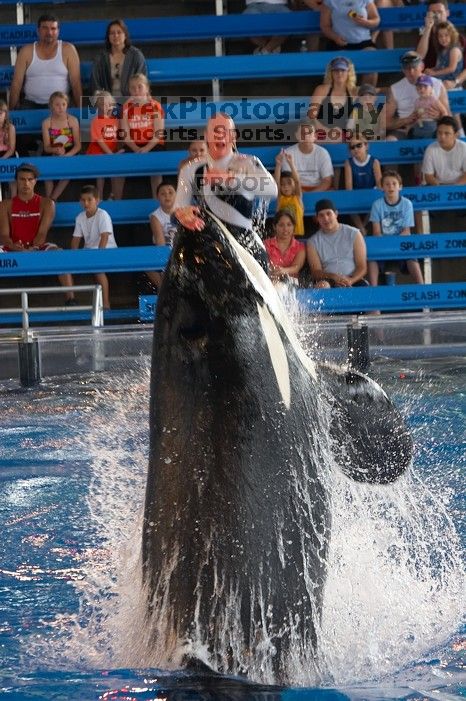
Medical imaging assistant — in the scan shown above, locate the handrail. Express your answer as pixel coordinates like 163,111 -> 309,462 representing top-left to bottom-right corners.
0,284 -> 104,330
0,235 -> 464,279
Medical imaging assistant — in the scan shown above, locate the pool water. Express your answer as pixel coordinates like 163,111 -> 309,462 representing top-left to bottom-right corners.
0,356 -> 464,700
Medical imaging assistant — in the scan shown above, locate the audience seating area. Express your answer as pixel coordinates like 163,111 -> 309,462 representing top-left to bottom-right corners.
7,93 -> 466,135
41,185 -> 466,228
0,140 -> 458,182
0,2 -> 465,323
1,238 -> 465,324
2,6 -> 466,49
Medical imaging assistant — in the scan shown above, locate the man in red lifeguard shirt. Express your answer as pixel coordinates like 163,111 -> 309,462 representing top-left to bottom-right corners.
0,163 -> 75,301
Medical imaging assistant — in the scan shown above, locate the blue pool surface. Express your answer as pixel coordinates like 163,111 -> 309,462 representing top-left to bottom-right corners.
0,356 -> 464,700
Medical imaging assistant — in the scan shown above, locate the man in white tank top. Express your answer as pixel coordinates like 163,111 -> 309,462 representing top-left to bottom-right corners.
385,50 -> 450,139
9,13 -> 82,110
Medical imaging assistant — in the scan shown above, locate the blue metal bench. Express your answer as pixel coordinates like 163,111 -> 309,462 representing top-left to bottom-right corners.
7,92 -> 466,139
47,186 -> 466,227
139,282 -> 466,319
0,6 -> 465,47
0,241 -> 464,328
0,49 -> 408,89
0,235 -> 464,279
0,186 -> 452,228
0,138 -> 456,183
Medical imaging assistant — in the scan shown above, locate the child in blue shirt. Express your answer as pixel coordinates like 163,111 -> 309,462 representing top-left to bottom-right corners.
344,135 -> 382,236
369,170 -> 424,286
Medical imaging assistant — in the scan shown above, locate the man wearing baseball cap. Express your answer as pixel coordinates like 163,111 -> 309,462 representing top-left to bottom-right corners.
306,198 -> 367,288
386,51 -> 450,139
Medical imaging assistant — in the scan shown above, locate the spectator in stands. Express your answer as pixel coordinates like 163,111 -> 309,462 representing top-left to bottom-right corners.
344,136 -> 382,235
0,163 -> 75,302
0,100 -> 17,197
281,120 -> 334,192
146,181 -> 177,289
368,169 -> 424,285
346,83 -> 386,141
385,50 -> 450,139
320,1 -> 380,85
87,90 -> 125,201
89,19 -> 147,103
150,181 -> 177,247
308,56 -> 357,143
41,91 -> 81,202
422,115 -> 466,185
273,149 -> 304,236
0,100 -> 16,160
412,74 -> 448,138
174,113 -> 277,271
8,14 -> 82,111
264,209 -> 306,282
70,184 -> 117,310
177,139 -> 207,172
423,20 -> 464,85
121,73 -> 165,199
306,198 -> 367,288
416,0 -> 466,84
243,0 -> 291,55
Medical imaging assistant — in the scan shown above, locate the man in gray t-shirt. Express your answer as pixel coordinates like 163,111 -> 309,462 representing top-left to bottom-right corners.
306,198 -> 368,288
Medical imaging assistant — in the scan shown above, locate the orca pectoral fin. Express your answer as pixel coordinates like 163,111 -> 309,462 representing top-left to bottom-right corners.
328,370 -> 412,484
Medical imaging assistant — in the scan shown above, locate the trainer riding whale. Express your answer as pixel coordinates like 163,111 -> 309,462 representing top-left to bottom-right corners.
142,115 -> 412,683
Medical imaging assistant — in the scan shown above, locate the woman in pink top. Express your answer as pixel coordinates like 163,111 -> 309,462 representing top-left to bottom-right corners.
264,209 -> 306,282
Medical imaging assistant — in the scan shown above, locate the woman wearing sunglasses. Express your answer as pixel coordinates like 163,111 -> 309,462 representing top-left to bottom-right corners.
308,56 -> 358,145
344,135 -> 382,236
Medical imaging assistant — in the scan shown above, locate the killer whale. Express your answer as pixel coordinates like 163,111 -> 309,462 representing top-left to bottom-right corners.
142,214 -> 412,683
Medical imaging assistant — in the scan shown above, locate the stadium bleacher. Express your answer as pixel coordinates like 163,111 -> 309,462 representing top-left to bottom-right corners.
1,7 -> 466,48
6,92 -> 466,136
0,1 -> 464,319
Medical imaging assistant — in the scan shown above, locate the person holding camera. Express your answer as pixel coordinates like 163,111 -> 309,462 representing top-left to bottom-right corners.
416,0 -> 466,86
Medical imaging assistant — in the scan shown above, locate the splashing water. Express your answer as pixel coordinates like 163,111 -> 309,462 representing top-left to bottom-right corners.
21,328 -> 464,688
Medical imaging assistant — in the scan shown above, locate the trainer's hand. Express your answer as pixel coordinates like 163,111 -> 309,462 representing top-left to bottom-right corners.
174,206 -> 205,231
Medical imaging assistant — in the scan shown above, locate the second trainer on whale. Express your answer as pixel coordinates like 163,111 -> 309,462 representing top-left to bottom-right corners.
173,113 -> 277,268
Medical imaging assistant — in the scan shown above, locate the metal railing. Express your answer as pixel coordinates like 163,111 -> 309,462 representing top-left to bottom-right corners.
0,284 -> 104,337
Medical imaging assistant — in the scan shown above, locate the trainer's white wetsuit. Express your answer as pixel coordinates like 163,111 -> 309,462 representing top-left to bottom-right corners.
174,152 -> 277,268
